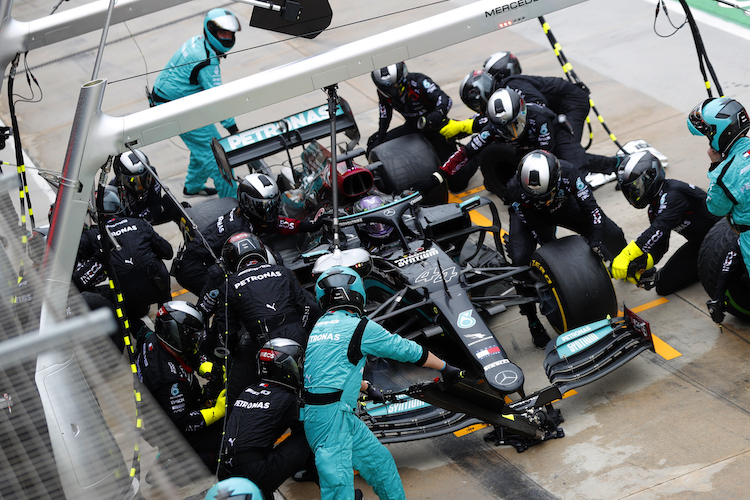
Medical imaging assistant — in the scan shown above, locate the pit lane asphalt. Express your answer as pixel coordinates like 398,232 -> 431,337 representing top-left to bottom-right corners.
5,0 -> 750,498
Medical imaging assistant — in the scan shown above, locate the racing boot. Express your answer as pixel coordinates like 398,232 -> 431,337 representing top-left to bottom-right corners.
520,303 -> 551,349
529,320 -> 551,350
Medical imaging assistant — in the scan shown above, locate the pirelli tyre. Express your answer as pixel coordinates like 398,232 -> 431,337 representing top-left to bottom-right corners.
368,133 -> 447,205
698,218 -> 750,320
530,235 -> 617,333
478,142 -> 519,200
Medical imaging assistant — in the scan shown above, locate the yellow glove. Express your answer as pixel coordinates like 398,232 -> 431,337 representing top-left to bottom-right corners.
200,389 -> 226,426
612,241 -> 654,282
439,118 -> 474,139
198,361 -> 227,383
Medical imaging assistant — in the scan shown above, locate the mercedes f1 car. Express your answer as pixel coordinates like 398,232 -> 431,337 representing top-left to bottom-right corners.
296,191 -> 656,451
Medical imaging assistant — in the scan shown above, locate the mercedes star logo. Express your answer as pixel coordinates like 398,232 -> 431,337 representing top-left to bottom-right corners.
495,370 -> 519,386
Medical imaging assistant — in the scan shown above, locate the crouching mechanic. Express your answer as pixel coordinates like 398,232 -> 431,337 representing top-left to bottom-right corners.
505,150 -> 626,348
688,96 -> 750,320
137,301 -> 225,473
219,338 -> 316,499
303,266 -> 464,500
613,150 -> 720,295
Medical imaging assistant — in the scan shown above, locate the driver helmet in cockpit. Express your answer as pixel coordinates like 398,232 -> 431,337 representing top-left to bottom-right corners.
353,195 -> 394,245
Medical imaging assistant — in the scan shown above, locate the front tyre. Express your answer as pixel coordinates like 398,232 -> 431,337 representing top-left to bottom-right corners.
530,235 -> 617,333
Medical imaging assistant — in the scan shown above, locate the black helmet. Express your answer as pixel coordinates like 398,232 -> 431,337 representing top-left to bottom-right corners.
98,185 -> 124,215
688,97 -> 750,155
486,88 -> 527,140
237,173 -> 280,226
459,69 -> 493,114
315,266 -> 366,315
115,149 -> 152,194
154,301 -> 204,355
483,51 -> 522,81
221,232 -> 268,273
616,151 -> 665,209
518,150 -> 561,205
371,62 -> 409,98
258,338 -> 304,390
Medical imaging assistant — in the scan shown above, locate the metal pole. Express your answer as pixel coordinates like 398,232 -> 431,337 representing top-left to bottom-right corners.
91,0 -> 117,80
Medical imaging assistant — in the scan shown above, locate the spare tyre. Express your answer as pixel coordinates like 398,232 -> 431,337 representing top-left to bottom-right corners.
698,218 -> 750,320
369,134 -> 447,205
530,235 -> 617,333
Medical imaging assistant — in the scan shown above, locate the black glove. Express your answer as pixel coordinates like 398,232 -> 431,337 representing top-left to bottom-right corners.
440,362 -> 465,383
707,299 -> 725,324
363,381 -> 385,403
425,111 -> 448,131
588,238 -> 610,261
366,132 -> 381,155
411,171 -> 445,194
226,124 -> 239,136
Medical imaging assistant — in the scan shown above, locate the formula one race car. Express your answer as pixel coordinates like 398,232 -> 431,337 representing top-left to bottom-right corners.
301,192 -> 656,451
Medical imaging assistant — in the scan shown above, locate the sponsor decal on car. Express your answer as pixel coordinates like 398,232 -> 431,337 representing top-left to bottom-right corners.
457,310 -> 477,329
475,345 -> 501,359
395,248 -> 439,267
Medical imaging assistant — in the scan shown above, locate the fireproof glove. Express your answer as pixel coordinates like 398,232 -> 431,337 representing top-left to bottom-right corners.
198,361 -> 226,383
612,241 -> 648,281
440,362 -> 465,383
363,381 -> 385,403
425,111 -> 448,130
411,170 -> 446,194
439,118 -> 475,139
200,389 -> 226,426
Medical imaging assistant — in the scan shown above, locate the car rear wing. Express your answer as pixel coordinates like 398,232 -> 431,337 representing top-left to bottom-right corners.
216,96 -> 360,170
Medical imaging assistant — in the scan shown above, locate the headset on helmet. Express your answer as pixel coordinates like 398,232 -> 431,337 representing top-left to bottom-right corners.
486,88 -> 527,140
616,151 -> 665,209
518,150 -> 562,205
371,62 -> 408,98
154,301 -> 204,355
688,97 -> 750,155
353,195 -> 393,243
204,477 -> 263,500
483,51 -> 522,81
237,173 -> 280,226
315,266 -> 366,315
204,8 -> 241,54
115,149 -> 153,194
257,338 -> 304,390
221,232 -> 268,273
459,70 -> 493,114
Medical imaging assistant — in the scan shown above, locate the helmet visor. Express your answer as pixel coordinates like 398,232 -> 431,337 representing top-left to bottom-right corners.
211,14 -> 241,33
240,192 -> 279,223
688,102 -> 715,138
504,110 -> 526,140
319,272 -> 356,289
622,173 -> 650,208
124,173 -> 153,194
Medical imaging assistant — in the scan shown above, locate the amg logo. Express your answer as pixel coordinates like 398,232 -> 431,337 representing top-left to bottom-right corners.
485,0 -> 537,16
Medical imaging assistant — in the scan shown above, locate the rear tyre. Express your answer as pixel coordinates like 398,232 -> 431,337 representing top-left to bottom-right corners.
369,134 -> 447,205
530,235 -> 617,333
698,218 -> 750,320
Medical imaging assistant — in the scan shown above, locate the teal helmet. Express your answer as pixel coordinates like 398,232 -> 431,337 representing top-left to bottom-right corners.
688,97 -> 750,155
204,9 -> 241,54
315,266 -> 366,314
204,477 -> 263,499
